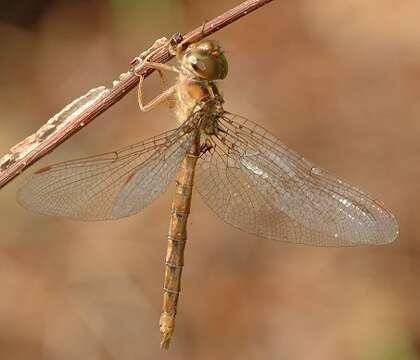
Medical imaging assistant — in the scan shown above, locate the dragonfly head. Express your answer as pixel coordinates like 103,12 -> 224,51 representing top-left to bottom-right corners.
182,40 -> 228,80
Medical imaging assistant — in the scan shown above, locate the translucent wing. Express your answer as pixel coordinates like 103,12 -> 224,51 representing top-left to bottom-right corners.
18,127 -> 194,221
195,113 -> 398,246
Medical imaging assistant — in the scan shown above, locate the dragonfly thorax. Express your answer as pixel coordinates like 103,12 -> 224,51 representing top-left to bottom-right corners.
175,77 -> 224,128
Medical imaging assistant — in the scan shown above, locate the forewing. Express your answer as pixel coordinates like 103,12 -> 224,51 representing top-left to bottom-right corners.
195,113 -> 398,246
18,128 -> 194,220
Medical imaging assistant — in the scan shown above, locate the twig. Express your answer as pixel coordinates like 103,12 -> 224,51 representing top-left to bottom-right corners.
0,0 -> 273,190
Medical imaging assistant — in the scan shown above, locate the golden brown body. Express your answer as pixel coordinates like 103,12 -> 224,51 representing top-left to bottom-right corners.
136,39 -> 228,349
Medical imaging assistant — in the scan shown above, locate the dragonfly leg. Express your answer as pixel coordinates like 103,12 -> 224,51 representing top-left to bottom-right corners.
136,61 -> 180,75
135,61 -> 180,112
156,66 -> 177,109
157,70 -> 173,109
137,78 -> 176,112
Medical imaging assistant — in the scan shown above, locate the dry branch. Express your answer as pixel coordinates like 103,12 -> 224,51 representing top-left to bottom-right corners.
0,0 -> 273,189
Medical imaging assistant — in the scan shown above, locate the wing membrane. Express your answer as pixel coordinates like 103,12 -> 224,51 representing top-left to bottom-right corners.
18,127 -> 194,220
195,113 -> 398,246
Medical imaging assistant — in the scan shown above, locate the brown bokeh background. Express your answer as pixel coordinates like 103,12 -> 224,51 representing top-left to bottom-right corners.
0,1 -> 419,359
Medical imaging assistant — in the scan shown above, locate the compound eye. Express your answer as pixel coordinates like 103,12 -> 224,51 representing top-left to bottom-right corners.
188,55 -> 198,65
184,40 -> 228,80
195,60 -> 207,72
189,55 -> 206,72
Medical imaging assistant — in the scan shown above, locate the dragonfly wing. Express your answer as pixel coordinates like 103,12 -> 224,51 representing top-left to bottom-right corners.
111,131 -> 194,218
18,127 -> 194,221
195,113 -> 398,246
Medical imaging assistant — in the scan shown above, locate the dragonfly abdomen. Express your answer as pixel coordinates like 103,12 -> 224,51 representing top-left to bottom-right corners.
160,236 -> 185,348
160,134 -> 200,349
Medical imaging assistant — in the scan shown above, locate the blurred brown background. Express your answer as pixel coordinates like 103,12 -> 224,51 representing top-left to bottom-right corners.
0,1 -> 419,359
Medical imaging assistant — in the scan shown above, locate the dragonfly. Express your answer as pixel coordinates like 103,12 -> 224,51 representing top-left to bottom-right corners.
17,38 -> 399,349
